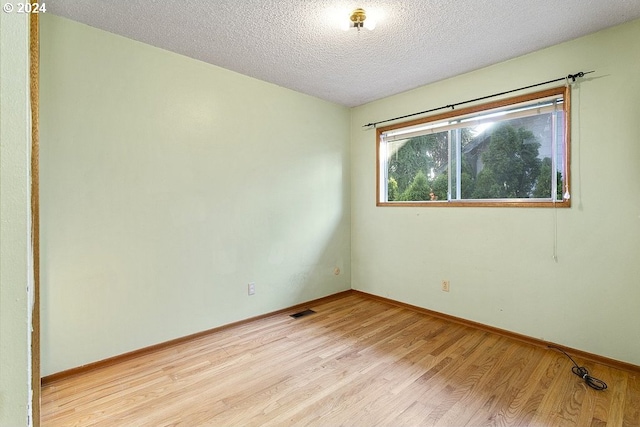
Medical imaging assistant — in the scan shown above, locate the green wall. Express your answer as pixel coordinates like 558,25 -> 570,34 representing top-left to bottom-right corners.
351,19 -> 640,366
0,12 -> 33,427
40,15 -> 351,376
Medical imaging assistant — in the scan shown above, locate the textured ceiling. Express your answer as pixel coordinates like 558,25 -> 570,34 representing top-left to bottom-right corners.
48,0 -> 640,107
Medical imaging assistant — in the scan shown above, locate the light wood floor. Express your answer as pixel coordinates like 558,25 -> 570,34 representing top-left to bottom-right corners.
41,293 -> 639,426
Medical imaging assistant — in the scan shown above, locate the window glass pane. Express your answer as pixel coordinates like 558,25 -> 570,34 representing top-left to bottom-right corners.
462,113 -> 555,199
386,133 -> 448,201
555,114 -> 565,200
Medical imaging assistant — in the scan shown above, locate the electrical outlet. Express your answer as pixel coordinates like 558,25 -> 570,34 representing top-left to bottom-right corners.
441,280 -> 450,292
248,282 -> 256,296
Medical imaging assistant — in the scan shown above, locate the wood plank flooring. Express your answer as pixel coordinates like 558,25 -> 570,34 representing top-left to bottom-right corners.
41,293 -> 639,426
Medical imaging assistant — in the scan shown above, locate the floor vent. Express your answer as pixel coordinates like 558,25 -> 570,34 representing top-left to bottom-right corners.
290,309 -> 316,319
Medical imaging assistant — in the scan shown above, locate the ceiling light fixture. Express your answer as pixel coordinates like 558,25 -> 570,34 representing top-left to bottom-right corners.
344,8 -> 376,31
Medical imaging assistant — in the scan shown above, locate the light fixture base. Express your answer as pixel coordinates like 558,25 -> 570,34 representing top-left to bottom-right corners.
342,7 -> 376,32
350,8 -> 367,28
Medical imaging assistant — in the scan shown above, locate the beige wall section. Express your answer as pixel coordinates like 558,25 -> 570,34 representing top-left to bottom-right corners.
351,18 -> 640,366
40,15 -> 351,376
0,12 -> 33,427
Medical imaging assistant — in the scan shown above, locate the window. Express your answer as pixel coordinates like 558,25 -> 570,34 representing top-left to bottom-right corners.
377,86 -> 570,207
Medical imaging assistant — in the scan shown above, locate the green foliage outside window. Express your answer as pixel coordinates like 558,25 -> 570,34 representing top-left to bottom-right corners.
387,124 -> 560,201
379,87 -> 568,206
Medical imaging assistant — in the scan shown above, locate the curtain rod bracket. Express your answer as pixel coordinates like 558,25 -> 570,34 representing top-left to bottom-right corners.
568,72 -> 585,82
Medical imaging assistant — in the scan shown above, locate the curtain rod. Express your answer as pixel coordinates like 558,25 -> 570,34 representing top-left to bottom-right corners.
363,71 -> 594,129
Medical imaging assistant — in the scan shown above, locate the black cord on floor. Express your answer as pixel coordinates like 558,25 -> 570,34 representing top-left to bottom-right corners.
548,346 -> 607,391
